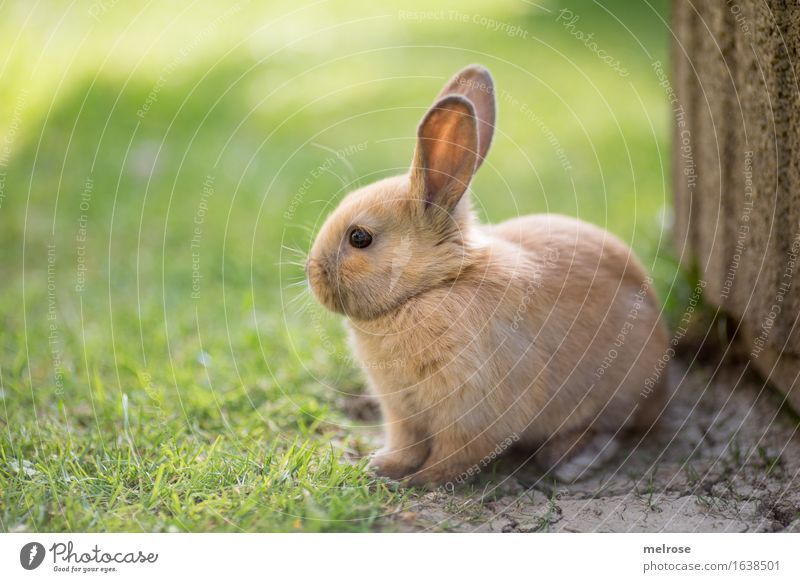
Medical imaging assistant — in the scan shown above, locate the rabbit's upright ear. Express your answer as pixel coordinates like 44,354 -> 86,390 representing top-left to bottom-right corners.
435,65 -> 495,169
411,95 -> 478,213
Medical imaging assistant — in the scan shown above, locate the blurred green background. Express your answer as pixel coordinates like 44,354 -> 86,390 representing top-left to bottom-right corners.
0,0 -> 679,531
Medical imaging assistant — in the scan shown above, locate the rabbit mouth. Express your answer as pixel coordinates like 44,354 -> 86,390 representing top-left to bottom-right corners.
306,259 -> 346,314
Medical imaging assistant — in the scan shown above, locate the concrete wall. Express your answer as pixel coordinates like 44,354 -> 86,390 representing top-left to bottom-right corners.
673,0 -> 800,410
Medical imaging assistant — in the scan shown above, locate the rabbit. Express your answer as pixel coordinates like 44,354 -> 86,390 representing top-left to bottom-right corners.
305,65 -> 669,486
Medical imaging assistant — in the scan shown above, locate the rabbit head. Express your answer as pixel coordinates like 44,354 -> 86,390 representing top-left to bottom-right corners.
306,65 -> 496,320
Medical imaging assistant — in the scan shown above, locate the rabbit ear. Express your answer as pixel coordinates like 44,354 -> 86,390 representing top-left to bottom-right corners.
411,95 -> 478,212
435,65 -> 495,169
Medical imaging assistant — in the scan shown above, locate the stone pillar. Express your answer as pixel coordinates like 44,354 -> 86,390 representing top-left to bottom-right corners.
672,0 -> 800,411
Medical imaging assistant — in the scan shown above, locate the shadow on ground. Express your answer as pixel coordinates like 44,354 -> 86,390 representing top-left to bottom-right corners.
360,358 -> 800,532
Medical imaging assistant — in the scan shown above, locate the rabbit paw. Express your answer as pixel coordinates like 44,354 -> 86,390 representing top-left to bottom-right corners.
369,449 -> 424,480
405,463 -> 461,488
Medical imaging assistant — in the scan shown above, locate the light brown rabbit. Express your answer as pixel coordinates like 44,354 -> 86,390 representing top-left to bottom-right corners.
306,65 -> 668,486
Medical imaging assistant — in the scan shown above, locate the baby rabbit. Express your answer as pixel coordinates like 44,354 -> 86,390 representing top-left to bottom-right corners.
306,65 -> 668,486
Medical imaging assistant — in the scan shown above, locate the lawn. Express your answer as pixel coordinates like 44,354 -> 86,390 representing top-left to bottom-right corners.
0,0 -> 680,532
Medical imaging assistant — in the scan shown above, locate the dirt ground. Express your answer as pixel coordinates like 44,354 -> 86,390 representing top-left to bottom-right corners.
349,356 -> 800,532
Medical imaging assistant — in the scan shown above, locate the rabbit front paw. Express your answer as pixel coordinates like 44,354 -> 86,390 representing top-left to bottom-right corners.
369,449 -> 425,480
405,461 -> 467,488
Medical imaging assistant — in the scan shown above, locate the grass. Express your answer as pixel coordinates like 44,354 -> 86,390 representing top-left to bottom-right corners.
0,0 -> 678,532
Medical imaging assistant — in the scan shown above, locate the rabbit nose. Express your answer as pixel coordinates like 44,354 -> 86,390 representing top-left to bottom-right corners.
306,257 -> 328,281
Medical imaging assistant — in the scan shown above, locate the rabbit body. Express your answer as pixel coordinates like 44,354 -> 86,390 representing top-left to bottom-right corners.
348,207 -> 666,485
306,66 -> 667,485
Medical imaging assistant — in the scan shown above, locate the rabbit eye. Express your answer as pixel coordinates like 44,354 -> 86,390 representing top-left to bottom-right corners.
348,227 -> 373,249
